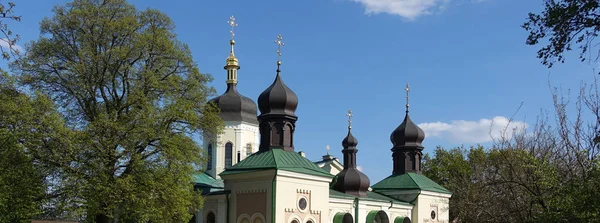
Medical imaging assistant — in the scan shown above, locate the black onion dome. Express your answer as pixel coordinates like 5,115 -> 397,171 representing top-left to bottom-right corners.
208,85 -> 258,125
258,74 -> 298,116
342,129 -> 358,148
333,168 -> 370,197
390,113 -> 425,148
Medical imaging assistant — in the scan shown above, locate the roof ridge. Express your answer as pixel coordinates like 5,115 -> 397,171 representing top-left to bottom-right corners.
407,172 -> 420,187
272,148 -> 281,167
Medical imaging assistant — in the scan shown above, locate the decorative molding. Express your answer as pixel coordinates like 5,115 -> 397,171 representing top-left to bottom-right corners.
296,189 -> 311,194
236,213 -> 251,223
304,215 -> 318,223
284,208 -> 295,213
236,189 -> 267,194
310,210 -> 321,215
250,213 -> 265,223
277,170 -> 333,183
287,214 -> 302,223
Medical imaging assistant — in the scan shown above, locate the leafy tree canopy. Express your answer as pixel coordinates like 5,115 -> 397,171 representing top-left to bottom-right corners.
524,0 -> 600,68
11,0 -> 223,222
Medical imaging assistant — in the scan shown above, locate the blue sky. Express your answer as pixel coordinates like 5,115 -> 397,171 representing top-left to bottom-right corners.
3,0 -> 598,182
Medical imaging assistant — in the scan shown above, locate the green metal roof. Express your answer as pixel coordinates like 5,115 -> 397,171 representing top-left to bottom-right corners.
220,148 -> 334,178
371,172 -> 451,194
191,172 -> 224,188
328,189 -> 412,206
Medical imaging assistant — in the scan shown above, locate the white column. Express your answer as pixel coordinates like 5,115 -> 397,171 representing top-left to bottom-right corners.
215,134 -> 224,179
217,198 -> 227,223
234,128 -> 242,165
197,208 -> 204,223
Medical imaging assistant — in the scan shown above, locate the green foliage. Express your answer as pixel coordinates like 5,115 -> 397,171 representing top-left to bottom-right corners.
10,0 -> 222,222
0,1 -> 22,61
0,73 -> 61,222
523,0 -> 600,68
424,144 -> 600,222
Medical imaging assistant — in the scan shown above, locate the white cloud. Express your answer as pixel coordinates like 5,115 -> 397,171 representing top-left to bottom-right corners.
418,116 -> 528,144
357,165 -> 364,171
349,0 -> 486,20
0,39 -> 24,53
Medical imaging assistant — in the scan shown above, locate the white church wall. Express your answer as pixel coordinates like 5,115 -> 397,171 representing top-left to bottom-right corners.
328,196 -> 413,223
412,191 -> 451,223
328,198 -> 355,222
204,121 -> 259,179
199,194 -> 227,223
317,160 -> 344,176
274,170 -> 332,223
360,200 -> 412,223
223,170 -> 275,223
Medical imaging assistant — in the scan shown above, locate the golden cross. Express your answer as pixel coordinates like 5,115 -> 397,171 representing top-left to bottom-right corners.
346,109 -> 353,129
274,34 -> 284,64
227,15 -> 238,40
405,83 -> 411,112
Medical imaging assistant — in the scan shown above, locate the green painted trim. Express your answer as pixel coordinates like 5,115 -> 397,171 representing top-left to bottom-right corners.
394,216 -> 411,223
354,198 -> 359,223
333,213 -> 345,223
271,171 -> 277,223
365,210 -> 378,223
226,190 -> 231,223
409,190 -> 421,204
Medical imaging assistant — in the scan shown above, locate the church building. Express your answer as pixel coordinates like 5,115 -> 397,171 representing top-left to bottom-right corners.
192,16 -> 451,223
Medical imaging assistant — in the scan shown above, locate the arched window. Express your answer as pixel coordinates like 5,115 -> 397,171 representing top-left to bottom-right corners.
342,213 -> 353,223
237,214 -> 251,223
207,144 -> 213,170
225,142 -> 233,167
206,212 -> 216,223
367,211 -> 389,223
251,213 -> 265,223
373,211 -> 389,223
334,213 -> 354,223
246,143 -> 252,157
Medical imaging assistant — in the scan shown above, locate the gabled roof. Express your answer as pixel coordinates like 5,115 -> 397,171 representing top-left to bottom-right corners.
371,172 -> 451,194
220,148 -> 334,178
192,172 -> 224,188
314,157 -> 340,166
329,189 -> 412,206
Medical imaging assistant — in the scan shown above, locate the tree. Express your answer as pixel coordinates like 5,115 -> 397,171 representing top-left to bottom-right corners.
12,0 -> 222,222
523,0 -> 600,68
423,77 -> 600,222
0,1 -> 21,60
0,73 -> 55,223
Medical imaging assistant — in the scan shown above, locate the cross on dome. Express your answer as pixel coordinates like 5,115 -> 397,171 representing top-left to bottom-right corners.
227,15 -> 238,40
346,109 -> 353,129
274,34 -> 284,67
405,83 -> 411,112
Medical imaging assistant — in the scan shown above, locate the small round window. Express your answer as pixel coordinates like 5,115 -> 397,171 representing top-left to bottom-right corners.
431,210 -> 436,220
298,197 -> 308,210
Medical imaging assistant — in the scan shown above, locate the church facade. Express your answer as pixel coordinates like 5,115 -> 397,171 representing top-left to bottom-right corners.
192,17 -> 451,223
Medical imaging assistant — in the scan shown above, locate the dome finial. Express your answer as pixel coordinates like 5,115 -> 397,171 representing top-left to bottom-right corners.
405,83 -> 410,113
335,111 -> 369,197
346,109 -> 353,129
224,16 -> 240,85
342,109 -> 358,148
227,15 -> 238,55
274,34 -> 284,73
